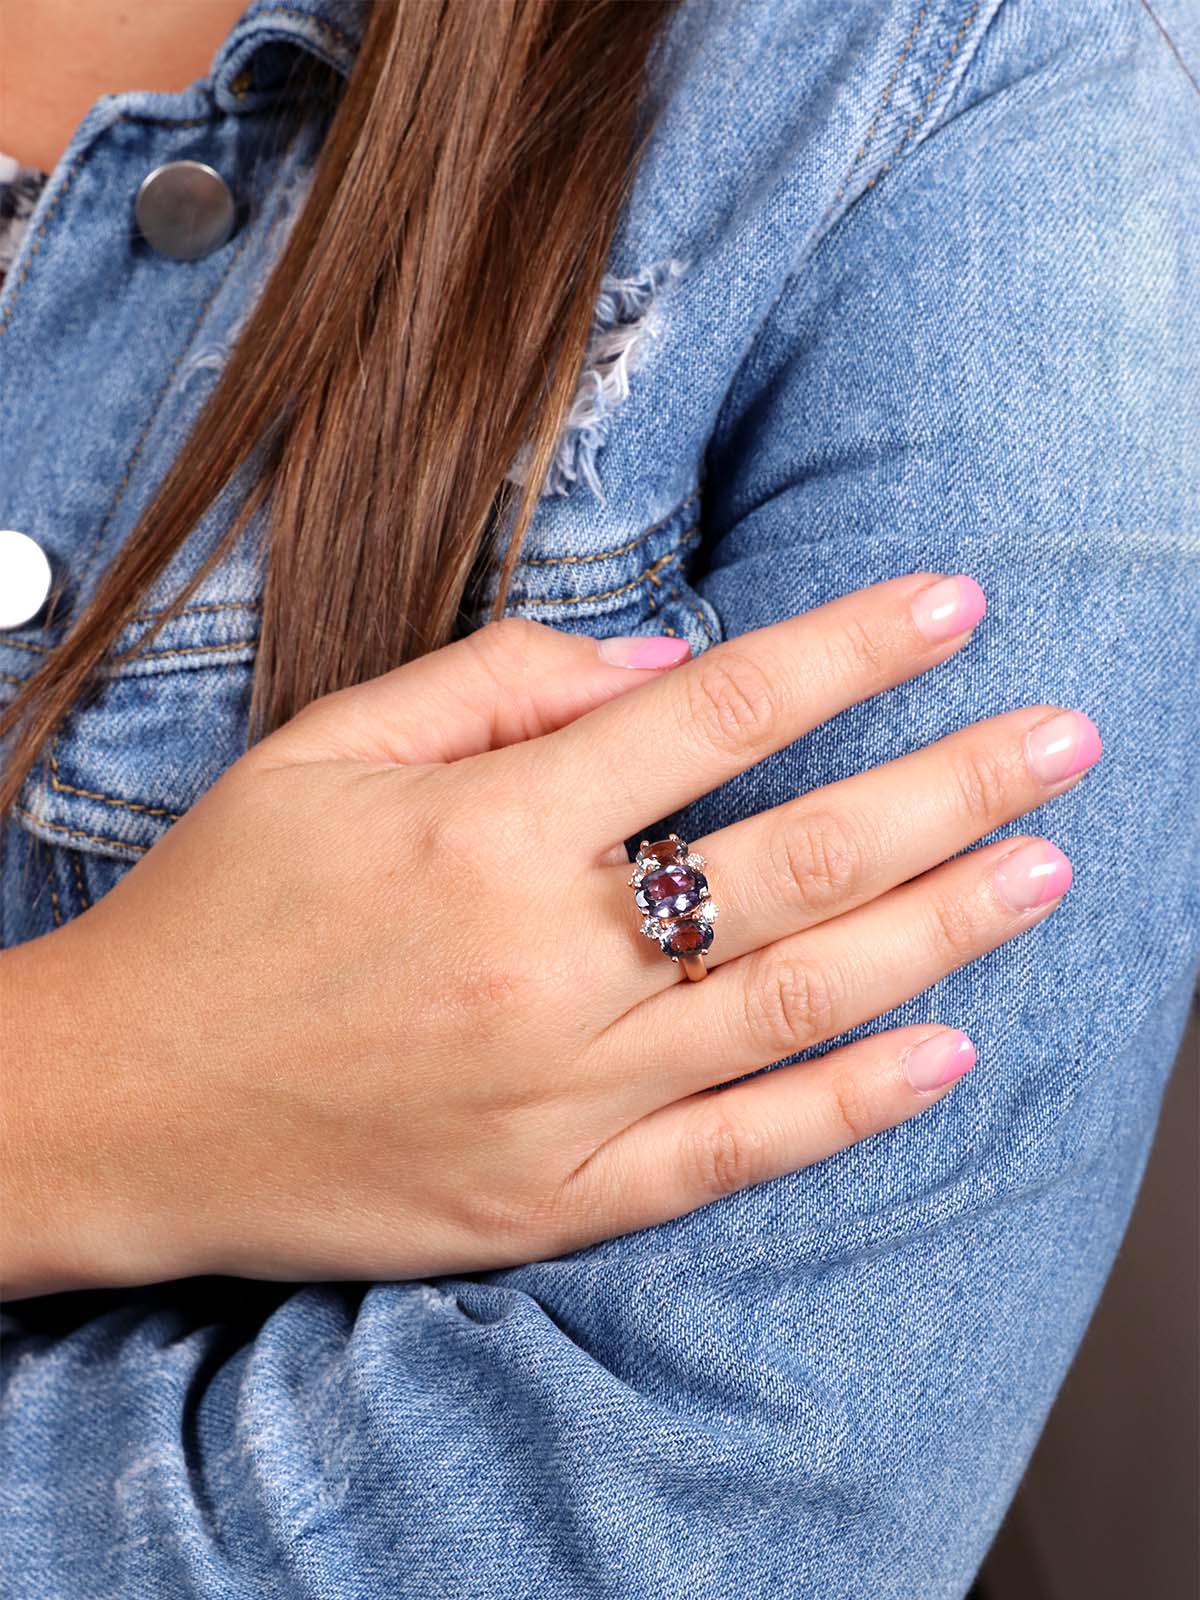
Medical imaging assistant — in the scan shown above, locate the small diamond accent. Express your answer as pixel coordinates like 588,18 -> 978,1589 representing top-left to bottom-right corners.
695,899 -> 719,923
685,852 -> 705,869
640,917 -> 664,940
634,853 -> 661,873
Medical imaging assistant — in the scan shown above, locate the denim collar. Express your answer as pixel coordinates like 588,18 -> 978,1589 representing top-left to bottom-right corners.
209,0 -> 370,113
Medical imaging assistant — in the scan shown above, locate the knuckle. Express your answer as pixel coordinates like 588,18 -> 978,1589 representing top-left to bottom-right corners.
681,1108 -> 770,1200
770,807 -> 864,917
829,612 -> 890,682
406,776 -> 473,861
951,741 -> 1015,822
745,955 -> 833,1054
826,1068 -> 878,1147
686,651 -> 779,756
473,615 -> 544,661
468,616 -> 543,687
927,889 -> 982,965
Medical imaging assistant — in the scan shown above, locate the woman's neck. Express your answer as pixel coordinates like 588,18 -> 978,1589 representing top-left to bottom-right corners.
0,0 -> 248,174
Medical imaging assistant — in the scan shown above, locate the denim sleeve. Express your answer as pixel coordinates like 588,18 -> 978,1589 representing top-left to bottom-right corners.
4,9 -> 1198,1600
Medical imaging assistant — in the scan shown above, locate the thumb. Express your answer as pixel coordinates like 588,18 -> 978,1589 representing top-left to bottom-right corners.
262,617 -> 691,765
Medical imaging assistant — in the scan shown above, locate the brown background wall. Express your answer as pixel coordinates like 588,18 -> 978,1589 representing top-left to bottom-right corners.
983,997 -> 1199,1600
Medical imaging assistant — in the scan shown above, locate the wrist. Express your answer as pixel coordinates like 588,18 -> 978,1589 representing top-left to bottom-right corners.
0,919 -> 190,1299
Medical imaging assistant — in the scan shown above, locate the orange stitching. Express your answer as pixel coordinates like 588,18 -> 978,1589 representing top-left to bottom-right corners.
671,585 -> 717,645
0,670 -> 24,683
520,491 -> 701,568
515,526 -> 699,609
3,630 -> 258,665
859,3 -> 982,198
71,851 -> 91,911
48,873 -> 63,927
14,805 -> 148,855
49,742 -> 184,821
117,637 -> 257,662
825,1 -> 933,218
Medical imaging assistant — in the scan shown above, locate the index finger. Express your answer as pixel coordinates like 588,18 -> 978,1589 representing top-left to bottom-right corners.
526,572 -> 986,844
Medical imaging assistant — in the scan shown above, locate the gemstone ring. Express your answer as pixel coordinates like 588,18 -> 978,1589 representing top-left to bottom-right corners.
629,833 -> 718,982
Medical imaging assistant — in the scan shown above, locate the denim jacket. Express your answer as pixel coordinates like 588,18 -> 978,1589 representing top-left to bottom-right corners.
2,3 -> 1198,1597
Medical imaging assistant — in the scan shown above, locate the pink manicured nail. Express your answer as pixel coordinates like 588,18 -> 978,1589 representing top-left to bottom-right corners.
904,1029 -> 977,1095
596,635 -> 691,670
1025,710 -> 1103,784
994,840 -> 1073,911
911,575 -> 987,643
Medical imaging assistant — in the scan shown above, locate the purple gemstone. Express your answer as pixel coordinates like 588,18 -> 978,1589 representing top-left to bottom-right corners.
635,864 -> 707,919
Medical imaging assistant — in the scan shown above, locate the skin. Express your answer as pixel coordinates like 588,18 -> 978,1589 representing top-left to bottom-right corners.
0,575 -> 1102,1298
0,0 -> 247,173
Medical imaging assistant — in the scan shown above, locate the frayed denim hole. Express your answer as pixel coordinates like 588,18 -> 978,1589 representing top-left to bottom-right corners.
507,258 -> 689,504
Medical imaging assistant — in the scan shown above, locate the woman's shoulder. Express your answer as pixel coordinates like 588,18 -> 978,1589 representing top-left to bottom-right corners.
489,0 -> 1183,608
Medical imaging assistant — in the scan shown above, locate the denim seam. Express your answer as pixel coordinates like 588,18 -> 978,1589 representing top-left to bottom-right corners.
111,638 -> 258,664
71,852 -> 91,911
519,490 -> 700,568
2,613 -> 260,659
48,741 -> 185,822
0,148 -> 91,335
822,0 -> 936,221
513,526 -> 699,609
854,1 -> 983,204
14,805 -> 149,856
670,585 -> 718,645
46,850 -> 63,928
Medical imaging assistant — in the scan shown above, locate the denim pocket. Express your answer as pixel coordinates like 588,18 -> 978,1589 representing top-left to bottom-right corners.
8,624 -> 255,865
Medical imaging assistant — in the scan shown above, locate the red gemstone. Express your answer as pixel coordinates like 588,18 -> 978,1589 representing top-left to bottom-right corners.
664,920 -> 712,956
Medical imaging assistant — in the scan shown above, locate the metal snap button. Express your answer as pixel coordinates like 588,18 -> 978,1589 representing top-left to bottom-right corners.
0,529 -> 53,630
134,160 -> 236,261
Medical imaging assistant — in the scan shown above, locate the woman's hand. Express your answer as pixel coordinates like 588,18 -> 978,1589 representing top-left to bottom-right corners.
1,573 -> 1102,1297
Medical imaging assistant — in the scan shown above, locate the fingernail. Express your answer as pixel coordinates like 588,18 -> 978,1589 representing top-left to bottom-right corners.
1025,710 -> 1103,784
904,1029 -> 977,1095
911,575 -> 987,643
994,839 -> 1073,911
596,635 -> 691,669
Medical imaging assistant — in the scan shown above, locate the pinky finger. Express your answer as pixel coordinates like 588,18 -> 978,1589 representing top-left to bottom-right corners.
563,1025 -> 976,1237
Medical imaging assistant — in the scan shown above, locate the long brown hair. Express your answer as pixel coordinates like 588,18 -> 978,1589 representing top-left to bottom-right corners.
0,0 -> 675,812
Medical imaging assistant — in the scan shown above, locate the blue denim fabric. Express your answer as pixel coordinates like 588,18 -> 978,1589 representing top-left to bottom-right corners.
2,1 -> 1198,1595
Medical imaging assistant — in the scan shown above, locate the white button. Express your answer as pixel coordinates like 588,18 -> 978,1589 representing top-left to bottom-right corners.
0,529 -> 53,630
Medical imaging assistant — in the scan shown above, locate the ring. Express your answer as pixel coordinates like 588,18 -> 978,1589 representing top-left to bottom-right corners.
629,833 -> 719,982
